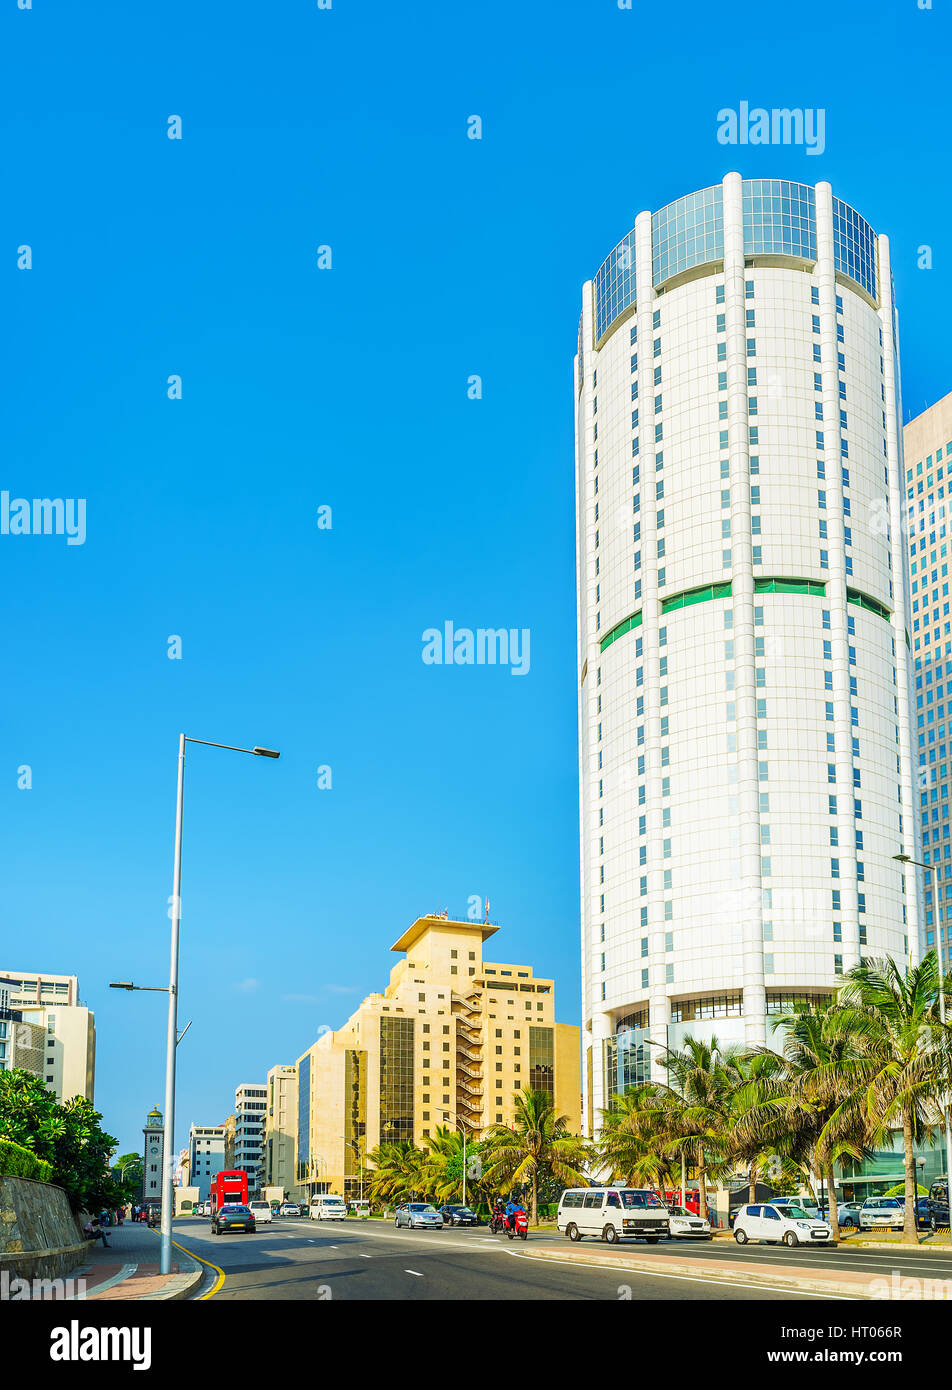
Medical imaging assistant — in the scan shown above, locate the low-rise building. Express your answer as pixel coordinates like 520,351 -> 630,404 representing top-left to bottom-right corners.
0,971 -> 95,1102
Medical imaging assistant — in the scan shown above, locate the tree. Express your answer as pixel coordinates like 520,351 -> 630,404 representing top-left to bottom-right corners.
112,1153 -> 144,1202
653,1037 -> 735,1221
837,953 -> 949,1245
420,1126 -> 486,1206
481,1088 -> 588,1225
363,1140 -> 428,1206
596,1083 -> 674,1189
0,1070 -> 123,1213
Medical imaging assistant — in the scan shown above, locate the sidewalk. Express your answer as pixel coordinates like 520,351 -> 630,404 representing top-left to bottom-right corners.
63,1223 -> 203,1301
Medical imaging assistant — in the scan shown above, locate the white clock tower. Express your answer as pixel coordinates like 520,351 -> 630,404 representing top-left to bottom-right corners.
142,1106 -> 164,1205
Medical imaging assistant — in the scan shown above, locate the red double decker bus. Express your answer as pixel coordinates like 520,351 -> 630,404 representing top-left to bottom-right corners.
210,1170 -> 249,1215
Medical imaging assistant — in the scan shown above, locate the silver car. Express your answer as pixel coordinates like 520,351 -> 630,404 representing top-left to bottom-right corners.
394,1203 -> 444,1230
859,1197 -> 903,1231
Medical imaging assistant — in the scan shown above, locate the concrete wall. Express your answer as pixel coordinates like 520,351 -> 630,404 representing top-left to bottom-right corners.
0,1176 -> 91,1281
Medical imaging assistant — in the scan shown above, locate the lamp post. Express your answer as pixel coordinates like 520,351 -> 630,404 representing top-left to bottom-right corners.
435,1109 -> 474,1208
154,735 -> 280,1274
895,851 -> 952,1242
340,1136 -> 365,1202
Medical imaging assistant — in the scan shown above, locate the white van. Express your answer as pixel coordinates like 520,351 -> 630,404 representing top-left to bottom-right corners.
309,1194 -> 348,1221
557,1188 -> 669,1244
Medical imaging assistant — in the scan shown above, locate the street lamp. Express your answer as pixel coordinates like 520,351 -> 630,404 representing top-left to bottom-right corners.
895,851 -> 952,1240
156,734 -> 280,1274
435,1108 -> 475,1208
339,1135 -> 365,1202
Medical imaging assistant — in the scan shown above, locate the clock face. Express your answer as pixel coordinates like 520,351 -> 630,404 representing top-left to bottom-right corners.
150,1147 -> 159,1155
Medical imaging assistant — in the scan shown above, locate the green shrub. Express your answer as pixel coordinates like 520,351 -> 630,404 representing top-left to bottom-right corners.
0,1137 -> 53,1183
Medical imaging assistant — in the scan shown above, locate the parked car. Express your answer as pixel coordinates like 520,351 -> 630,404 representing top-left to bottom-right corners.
248,1200 -> 273,1224
768,1196 -> 823,1221
894,1196 -> 938,1232
279,1202 -> 301,1217
733,1202 -> 832,1247
212,1203 -> 256,1235
665,1204 -> 712,1240
859,1197 -> 904,1232
394,1203 -> 444,1230
440,1205 -> 478,1227
837,1202 -> 862,1229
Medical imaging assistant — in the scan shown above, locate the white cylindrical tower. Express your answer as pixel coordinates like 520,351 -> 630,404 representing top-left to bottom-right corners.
576,174 -> 920,1136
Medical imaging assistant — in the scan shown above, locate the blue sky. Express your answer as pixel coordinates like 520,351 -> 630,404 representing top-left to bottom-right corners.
4,0 -> 952,1157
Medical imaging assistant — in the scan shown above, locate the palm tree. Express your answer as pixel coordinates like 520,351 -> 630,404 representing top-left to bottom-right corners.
837,952 -> 949,1244
482,1088 -> 588,1225
364,1139 -> 427,1207
653,1037 -> 735,1221
420,1126 -> 486,1206
724,1049 -> 796,1203
596,1083 -> 675,1189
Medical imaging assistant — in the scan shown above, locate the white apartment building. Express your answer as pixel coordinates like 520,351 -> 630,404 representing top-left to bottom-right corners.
188,1124 -> 226,1202
903,391 -> 952,966
0,970 -> 96,1102
234,1083 -> 267,1193
575,174 -> 919,1133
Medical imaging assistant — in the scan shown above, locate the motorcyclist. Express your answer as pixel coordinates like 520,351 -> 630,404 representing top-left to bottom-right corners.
504,1197 -> 517,1230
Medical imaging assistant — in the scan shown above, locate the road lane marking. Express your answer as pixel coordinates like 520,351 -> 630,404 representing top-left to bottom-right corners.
358,1253 -> 372,1259
405,1269 -> 423,1277
158,1232 -> 225,1301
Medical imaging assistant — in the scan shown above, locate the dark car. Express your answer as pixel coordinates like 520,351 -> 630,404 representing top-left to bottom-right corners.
212,1203 -> 256,1235
440,1205 -> 479,1227
897,1196 -> 939,1232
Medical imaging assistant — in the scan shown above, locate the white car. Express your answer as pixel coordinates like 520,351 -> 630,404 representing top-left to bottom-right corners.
859,1197 -> 904,1231
665,1204 -> 712,1239
279,1203 -> 301,1217
248,1201 -> 273,1224
733,1202 -> 832,1247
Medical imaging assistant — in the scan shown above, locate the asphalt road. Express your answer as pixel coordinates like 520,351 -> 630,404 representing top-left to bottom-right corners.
172,1216 -> 828,1301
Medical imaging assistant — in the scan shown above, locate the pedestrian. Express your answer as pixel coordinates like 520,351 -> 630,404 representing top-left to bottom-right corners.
83,1218 -> 110,1248
116,1207 -> 124,1226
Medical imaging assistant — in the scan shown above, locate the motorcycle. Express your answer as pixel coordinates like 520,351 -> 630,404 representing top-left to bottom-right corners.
489,1209 -> 507,1234
505,1209 -> 528,1241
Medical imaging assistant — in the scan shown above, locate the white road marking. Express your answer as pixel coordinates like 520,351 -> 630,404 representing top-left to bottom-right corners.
405,1269 -> 423,1277
358,1253 -> 372,1259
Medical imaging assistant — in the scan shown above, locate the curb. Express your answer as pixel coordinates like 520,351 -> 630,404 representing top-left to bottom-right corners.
522,1245 -> 869,1299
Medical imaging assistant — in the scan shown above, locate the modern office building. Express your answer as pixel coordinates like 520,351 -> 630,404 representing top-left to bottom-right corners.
903,390 -> 952,967
294,914 -> 580,1201
0,970 -> 96,1101
188,1124 -> 227,1202
234,1083 -> 267,1194
261,1064 -> 298,1197
575,173 -> 919,1134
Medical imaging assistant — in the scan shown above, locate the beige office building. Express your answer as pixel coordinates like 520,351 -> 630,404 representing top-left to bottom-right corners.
0,970 -> 95,1102
292,915 -> 581,1201
261,1064 -> 298,1197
